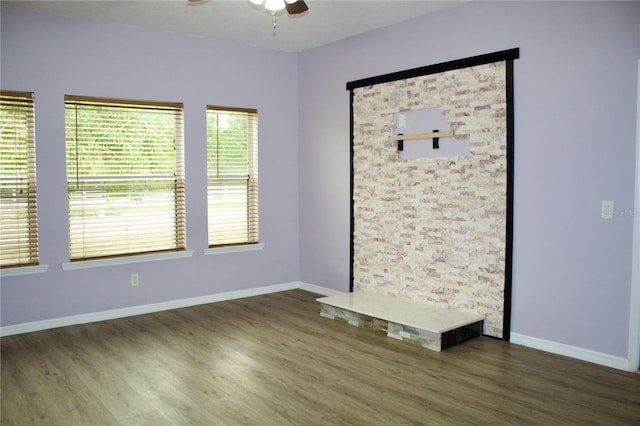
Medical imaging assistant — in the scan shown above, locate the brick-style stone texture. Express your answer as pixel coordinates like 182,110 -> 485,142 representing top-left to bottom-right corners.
352,62 -> 507,338
320,303 -> 442,351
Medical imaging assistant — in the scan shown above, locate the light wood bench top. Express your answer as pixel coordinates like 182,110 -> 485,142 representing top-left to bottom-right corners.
318,291 -> 485,333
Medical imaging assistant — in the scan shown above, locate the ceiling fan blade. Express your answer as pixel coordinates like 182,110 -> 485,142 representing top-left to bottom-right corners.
285,0 -> 308,15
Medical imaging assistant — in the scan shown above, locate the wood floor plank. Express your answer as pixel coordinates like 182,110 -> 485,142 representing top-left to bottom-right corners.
2,289 -> 639,425
1,331 -> 120,425
44,326 -> 156,421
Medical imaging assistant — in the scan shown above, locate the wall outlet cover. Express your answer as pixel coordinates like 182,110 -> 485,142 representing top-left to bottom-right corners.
601,200 -> 614,219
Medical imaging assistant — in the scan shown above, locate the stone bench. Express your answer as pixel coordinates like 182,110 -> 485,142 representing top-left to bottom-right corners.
317,291 -> 485,352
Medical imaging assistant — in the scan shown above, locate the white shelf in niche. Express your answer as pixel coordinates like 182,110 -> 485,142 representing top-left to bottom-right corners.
395,107 -> 469,158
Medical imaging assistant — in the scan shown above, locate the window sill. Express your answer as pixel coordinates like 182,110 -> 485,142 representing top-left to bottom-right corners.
204,243 -> 265,256
61,250 -> 194,271
1,264 -> 49,278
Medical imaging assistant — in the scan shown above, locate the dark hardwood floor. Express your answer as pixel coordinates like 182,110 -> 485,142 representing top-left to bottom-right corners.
1,289 -> 639,425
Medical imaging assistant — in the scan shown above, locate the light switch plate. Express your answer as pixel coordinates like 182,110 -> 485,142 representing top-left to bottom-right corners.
601,200 -> 614,219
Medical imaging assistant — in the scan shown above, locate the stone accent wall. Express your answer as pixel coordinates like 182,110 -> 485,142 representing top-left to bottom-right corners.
352,61 -> 507,337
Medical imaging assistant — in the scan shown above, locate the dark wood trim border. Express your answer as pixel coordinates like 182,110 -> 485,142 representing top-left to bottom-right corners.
349,89 -> 356,296
346,48 -> 519,90
502,57 -> 516,342
347,48 -> 519,341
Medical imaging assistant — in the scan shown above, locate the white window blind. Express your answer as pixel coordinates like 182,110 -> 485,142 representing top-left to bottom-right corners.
0,91 -> 39,268
207,106 -> 258,247
65,95 -> 186,261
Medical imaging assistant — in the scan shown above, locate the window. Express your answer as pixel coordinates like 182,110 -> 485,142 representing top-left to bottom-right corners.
206,106 -> 258,247
0,91 -> 39,268
65,96 -> 185,261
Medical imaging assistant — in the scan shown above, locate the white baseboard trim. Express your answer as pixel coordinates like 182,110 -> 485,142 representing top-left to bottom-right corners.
510,332 -> 630,371
0,281 -> 343,337
298,282 -> 345,296
4,287 -> 632,372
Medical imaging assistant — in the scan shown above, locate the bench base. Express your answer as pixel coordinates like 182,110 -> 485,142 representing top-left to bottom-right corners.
318,292 -> 485,352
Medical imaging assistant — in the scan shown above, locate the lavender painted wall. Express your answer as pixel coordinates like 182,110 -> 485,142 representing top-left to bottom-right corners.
298,1 -> 640,358
1,1 -> 639,361
0,4 -> 300,325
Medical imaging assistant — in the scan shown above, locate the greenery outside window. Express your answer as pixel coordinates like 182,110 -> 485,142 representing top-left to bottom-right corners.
65,95 -> 185,261
207,106 -> 258,247
0,91 -> 39,268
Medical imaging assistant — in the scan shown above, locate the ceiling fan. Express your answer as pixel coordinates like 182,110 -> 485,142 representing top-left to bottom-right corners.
188,0 -> 308,15
250,0 -> 309,16
188,0 -> 308,29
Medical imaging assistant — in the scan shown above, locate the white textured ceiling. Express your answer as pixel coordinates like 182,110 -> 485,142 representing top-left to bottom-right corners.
11,0 -> 465,52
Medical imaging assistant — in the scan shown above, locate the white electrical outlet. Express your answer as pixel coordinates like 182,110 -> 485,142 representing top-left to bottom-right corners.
601,200 -> 614,219
131,273 -> 139,286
